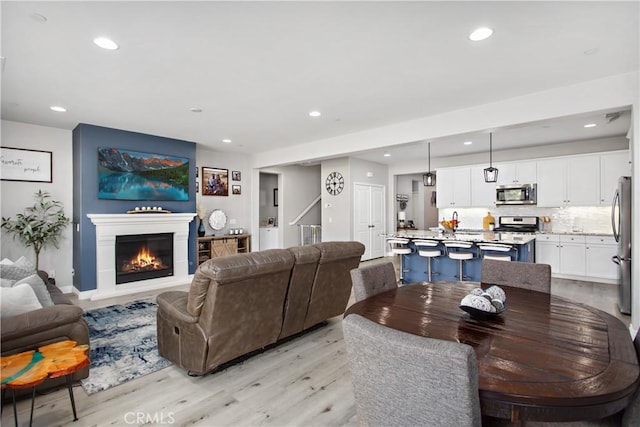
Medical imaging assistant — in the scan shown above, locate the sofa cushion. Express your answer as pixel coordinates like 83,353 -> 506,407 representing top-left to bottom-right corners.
13,256 -> 36,272
0,283 -> 43,318
14,274 -> 54,307
1,278 -> 16,288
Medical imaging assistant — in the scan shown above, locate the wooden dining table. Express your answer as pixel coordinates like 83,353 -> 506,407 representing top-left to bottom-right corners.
344,281 -> 639,423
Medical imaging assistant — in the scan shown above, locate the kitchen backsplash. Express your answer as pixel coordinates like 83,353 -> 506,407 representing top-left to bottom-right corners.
438,206 -> 613,234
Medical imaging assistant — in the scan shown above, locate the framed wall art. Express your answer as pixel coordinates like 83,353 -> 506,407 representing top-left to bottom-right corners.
97,147 -> 189,201
232,185 -> 241,195
232,170 -> 241,181
1,147 -> 53,183
202,167 -> 229,196
273,188 -> 278,207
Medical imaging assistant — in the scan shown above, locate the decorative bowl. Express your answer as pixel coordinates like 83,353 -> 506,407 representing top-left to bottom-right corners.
460,304 -> 506,320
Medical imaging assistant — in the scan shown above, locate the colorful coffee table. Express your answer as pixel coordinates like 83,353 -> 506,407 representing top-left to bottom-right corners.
1,340 -> 89,426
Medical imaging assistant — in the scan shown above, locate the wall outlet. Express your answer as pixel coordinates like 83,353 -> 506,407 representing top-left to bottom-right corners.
229,218 -> 237,225
49,269 -> 55,279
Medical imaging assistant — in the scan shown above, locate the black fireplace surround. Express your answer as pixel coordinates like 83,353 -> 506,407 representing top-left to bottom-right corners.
115,233 -> 174,284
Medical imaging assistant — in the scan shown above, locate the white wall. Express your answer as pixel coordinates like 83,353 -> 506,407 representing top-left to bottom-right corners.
321,158 -> 351,242
1,120 -> 74,289
195,146 -> 252,236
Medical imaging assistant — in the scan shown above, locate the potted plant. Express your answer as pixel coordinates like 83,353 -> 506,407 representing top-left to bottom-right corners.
1,190 -> 70,270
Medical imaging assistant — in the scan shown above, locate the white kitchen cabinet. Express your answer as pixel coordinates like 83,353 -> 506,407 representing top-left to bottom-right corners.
470,166 -> 496,207
566,156 -> 600,205
558,235 -> 586,276
537,155 -> 599,206
436,167 -> 471,208
535,234 -> 560,274
496,161 -> 537,185
600,151 -> 631,205
585,236 -> 619,280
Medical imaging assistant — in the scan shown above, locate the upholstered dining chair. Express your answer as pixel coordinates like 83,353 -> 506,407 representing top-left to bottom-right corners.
343,314 -> 482,427
350,262 -> 397,302
481,258 -> 551,294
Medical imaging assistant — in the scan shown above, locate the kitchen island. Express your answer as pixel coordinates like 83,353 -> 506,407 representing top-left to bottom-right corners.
390,229 -> 535,283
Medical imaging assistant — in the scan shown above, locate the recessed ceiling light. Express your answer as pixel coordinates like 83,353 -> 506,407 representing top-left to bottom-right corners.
222,139 -> 232,144
584,123 -> 597,128
584,48 -> 599,56
383,152 -> 391,157
469,27 -> 493,41
309,111 -> 321,117
189,108 -> 203,113
463,141 -> 473,145
50,106 -> 67,112
93,37 -> 119,50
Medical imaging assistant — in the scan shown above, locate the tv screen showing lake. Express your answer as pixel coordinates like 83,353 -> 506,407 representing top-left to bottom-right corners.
98,148 -> 189,201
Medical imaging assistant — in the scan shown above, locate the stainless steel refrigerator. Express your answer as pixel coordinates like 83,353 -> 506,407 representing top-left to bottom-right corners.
611,176 -> 632,314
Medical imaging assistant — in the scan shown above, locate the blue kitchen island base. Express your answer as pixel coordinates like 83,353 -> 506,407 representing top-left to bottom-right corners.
395,232 -> 535,284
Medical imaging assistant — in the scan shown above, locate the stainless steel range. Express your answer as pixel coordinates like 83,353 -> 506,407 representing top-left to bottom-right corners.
493,216 -> 539,233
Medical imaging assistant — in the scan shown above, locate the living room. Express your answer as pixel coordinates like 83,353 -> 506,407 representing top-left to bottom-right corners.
1,1 -> 640,425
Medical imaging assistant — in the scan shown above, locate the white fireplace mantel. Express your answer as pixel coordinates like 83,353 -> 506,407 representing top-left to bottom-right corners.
87,213 -> 196,300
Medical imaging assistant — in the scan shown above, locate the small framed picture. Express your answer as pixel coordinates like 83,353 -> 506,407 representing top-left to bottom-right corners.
232,184 -> 241,195
273,188 -> 278,207
202,167 -> 229,196
267,217 -> 275,226
232,170 -> 241,181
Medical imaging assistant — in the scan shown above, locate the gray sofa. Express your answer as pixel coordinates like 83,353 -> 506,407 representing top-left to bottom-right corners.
156,241 -> 365,375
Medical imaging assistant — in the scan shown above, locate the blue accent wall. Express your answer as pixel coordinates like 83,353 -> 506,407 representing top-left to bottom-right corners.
72,124 -> 197,292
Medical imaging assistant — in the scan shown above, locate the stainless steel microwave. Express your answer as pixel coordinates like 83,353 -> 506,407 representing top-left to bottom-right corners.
496,184 -> 537,205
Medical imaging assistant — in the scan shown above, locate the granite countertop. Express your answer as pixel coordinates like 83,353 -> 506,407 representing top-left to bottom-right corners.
392,230 -> 536,245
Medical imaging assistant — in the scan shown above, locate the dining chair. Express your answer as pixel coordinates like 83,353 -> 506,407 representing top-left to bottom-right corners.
350,262 -> 397,302
343,314 -> 482,427
481,258 -> 551,293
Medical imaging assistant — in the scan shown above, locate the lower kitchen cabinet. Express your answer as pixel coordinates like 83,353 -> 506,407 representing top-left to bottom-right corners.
585,236 -> 619,280
535,234 -> 617,283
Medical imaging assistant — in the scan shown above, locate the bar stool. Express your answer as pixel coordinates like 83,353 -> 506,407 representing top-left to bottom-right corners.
386,238 -> 412,284
477,243 -> 514,262
443,240 -> 475,281
413,239 -> 441,282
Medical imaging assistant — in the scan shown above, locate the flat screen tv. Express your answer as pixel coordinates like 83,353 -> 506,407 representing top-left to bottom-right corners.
98,147 -> 189,201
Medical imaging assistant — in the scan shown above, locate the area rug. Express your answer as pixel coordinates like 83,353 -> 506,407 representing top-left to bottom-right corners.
80,299 -> 171,395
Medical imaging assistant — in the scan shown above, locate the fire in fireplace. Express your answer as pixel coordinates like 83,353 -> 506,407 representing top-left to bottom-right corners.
115,233 -> 174,284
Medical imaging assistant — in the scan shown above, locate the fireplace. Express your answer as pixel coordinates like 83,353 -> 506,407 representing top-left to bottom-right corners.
115,233 -> 174,284
87,213 -> 195,301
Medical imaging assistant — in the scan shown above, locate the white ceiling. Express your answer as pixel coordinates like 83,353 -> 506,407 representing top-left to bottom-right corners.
1,1 -> 638,165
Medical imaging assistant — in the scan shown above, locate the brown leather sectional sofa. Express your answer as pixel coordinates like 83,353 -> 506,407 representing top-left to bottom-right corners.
156,241 -> 365,375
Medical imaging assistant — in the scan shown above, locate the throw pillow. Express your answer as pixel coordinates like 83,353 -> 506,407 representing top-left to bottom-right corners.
0,258 -> 14,265
0,264 -> 33,281
1,278 -> 16,288
0,283 -> 43,318
13,274 -> 54,307
13,256 -> 36,272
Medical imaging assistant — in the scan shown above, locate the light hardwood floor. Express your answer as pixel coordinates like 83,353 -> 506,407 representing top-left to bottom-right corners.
2,258 -> 630,427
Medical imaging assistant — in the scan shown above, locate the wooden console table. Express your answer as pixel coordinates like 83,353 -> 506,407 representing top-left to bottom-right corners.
196,234 -> 251,265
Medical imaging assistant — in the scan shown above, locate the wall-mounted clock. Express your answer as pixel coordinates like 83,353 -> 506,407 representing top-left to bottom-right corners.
325,171 -> 344,195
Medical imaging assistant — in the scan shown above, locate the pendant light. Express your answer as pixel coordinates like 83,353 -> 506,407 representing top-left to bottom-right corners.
423,142 -> 436,186
483,132 -> 499,183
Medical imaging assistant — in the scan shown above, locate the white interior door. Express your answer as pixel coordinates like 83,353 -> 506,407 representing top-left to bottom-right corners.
354,183 -> 385,260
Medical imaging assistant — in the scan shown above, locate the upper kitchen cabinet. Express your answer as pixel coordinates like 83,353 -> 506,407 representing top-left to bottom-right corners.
600,151 -> 631,205
470,165 -> 496,207
436,167 -> 471,208
495,161 -> 537,186
537,155 -> 600,207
